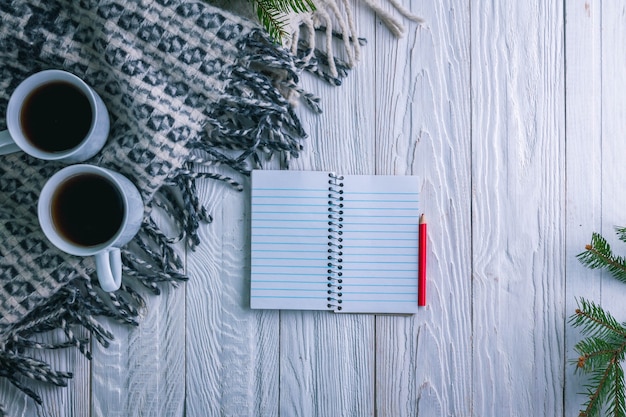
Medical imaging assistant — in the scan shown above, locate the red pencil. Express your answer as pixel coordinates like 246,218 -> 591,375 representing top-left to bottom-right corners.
418,213 -> 427,307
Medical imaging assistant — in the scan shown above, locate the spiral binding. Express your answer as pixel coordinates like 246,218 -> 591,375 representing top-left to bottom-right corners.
326,173 -> 345,311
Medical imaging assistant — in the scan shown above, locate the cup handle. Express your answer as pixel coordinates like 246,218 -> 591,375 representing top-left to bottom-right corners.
95,248 -> 123,292
0,130 -> 21,155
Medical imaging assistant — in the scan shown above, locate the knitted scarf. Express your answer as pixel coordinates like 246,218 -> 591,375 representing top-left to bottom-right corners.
0,0 -> 423,412
0,0 -> 336,409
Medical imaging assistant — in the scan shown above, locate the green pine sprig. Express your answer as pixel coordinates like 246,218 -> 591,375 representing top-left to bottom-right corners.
249,0 -> 316,43
570,299 -> 626,417
577,231 -> 626,284
573,228 -> 626,417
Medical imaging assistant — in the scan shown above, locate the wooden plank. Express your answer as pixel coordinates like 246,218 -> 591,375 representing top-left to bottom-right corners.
90,287 -> 185,417
44,328 -> 90,417
595,3 -> 626,410
90,209 -> 186,417
598,6 -> 626,268
0,327 -> 90,417
277,1 -> 377,415
564,1 -> 602,416
185,170 -> 279,417
470,1 -> 565,415
373,0 -> 472,416
566,2 -> 626,414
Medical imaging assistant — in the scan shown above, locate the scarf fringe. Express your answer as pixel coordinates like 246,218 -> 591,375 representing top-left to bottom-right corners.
285,0 -> 423,79
0,279 -> 119,405
0,217 -> 190,406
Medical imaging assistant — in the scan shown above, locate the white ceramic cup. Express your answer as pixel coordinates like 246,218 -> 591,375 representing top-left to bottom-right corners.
0,70 -> 109,163
38,164 -> 144,292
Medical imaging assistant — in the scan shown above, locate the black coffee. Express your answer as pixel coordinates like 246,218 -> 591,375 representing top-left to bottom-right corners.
51,174 -> 124,247
21,81 -> 92,152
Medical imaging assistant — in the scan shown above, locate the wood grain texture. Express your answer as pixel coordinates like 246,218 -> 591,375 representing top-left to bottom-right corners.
185,170 -> 280,417
599,4 -> 626,261
91,212 -> 186,417
564,1 -> 602,416
564,6 -> 626,417
277,2 -> 377,415
373,1 -> 472,416
597,0 -> 626,379
0,326 -> 90,417
471,1 -> 565,416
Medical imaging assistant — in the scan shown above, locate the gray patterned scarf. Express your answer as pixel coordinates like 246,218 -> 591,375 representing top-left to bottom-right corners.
0,0 -> 340,410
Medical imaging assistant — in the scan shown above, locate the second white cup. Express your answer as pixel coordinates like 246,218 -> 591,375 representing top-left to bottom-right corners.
38,164 -> 144,292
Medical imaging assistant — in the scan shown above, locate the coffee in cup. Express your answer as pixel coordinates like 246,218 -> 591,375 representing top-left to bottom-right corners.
0,70 -> 109,162
38,164 -> 144,292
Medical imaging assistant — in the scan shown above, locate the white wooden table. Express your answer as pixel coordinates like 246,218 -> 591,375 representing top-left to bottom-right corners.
1,0 -> 623,415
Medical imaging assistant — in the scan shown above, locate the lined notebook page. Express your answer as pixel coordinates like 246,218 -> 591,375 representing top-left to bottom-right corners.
339,175 -> 419,313
250,170 -> 331,310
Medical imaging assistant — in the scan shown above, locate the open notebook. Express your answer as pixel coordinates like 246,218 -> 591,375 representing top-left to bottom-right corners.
250,170 -> 420,314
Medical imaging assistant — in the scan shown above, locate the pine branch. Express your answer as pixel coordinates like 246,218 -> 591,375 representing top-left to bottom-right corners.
267,0 -> 316,13
615,227 -> 626,244
571,298 -> 626,417
571,299 -> 626,341
253,0 -> 288,43
578,232 -> 626,284
580,357 -> 621,417
574,339 -> 619,374
609,365 -> 626,417
248,0 -> 316,43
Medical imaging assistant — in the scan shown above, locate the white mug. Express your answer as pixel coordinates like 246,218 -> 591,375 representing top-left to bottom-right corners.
38,164 -> 144,292
0,70 -> 109,163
